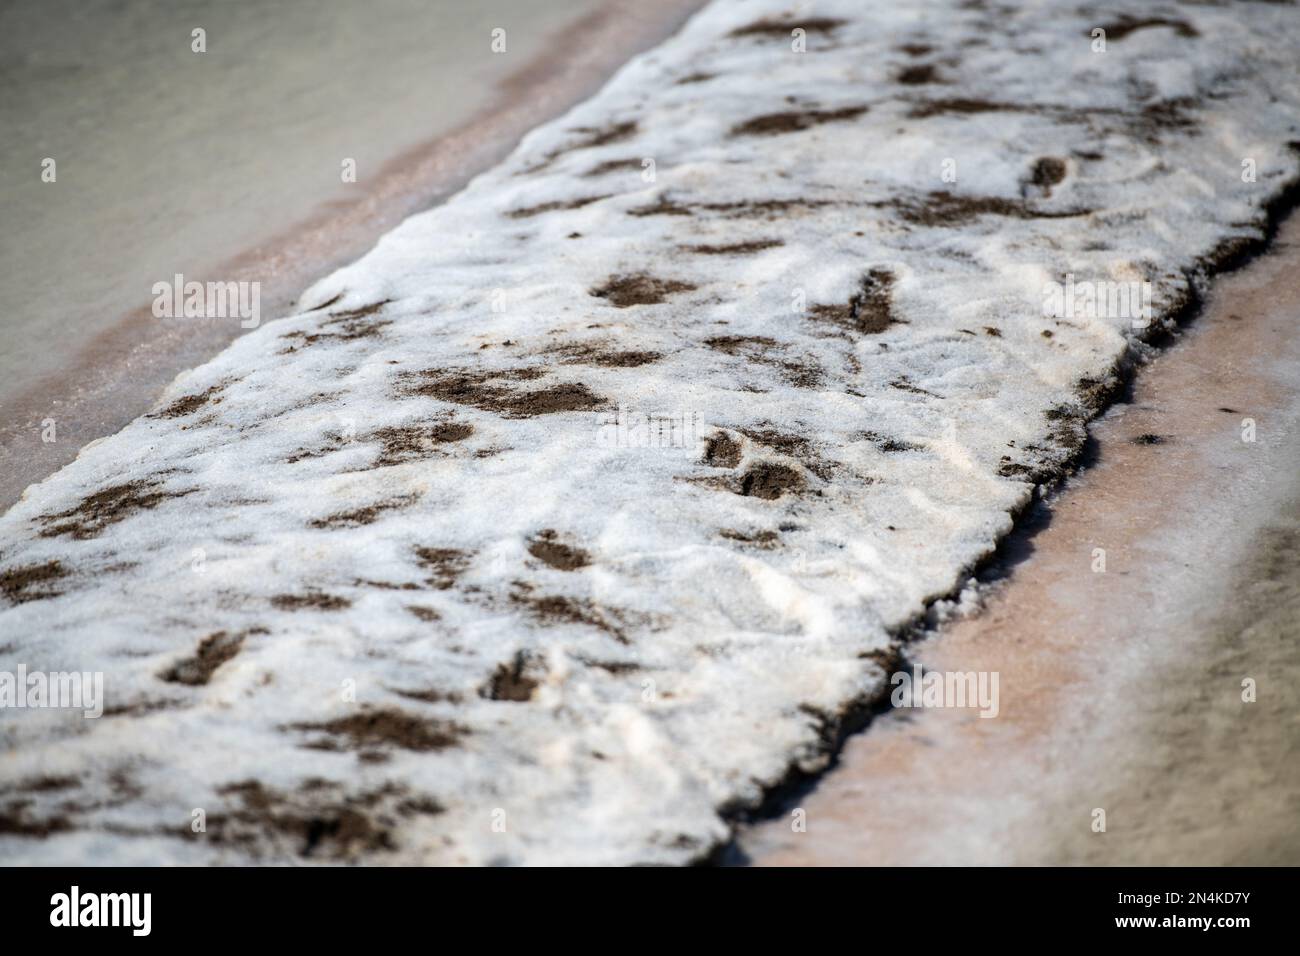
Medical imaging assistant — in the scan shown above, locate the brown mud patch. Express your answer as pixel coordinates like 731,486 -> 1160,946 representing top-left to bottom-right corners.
309,494 -> 419,529
567,119 -> 638,149
412,546 -> 470,590
702,432 -> 743,468
160,627 -> 268,686
890,378 -> 940,398
480,651 -> 542,702
1030,156 -> 1067,191
288,708 -> 463,753
627,194 -> 695,217
152,383 -> 225,420
527,530 -> 591,571
906,97 -> 1035,120
290,419 -> 474,466
730,17 -> 845,38
2,769 -> 152,837
0,559 -> 69,605
681,239 -> 783,255
1137,99 -> 1199,138
553,343 -> 663,368
896,64 -> 940,85
0,801 -> 73,838
10,776 -> 79,794
699,198 -> 834,219
578,657 -> 642,675
37,480 -> 194,540
205,779 -> 443,860
884,190 -> 1091,227
404,368 -> 606,418
405,605 -> 441,622
704,335 -> 778,356
307,292 -> 345,312
506,194 -> 611,219
271,592 -> 352,612
326,300 -> 389,321
737,462 -> 805,500
730,106 -> 866,137
1096,16 -> 1198,41
705,334 -> 820,386
392,685 -> 459,703
413,546 -> 470,590
740,427 -> 834,479
809,269 -> 898,334
511,586 -> 632,644
720,528 -> 780,548
102,698 -> 180,719
280,301 -> 392,351
905,97 -> 1199,142
585,158 -> 646,177
785,359 -> 823,387
372,420 -> 474,466
520,117 -> 640,171
628,195 -> 832,220
860,430 -> 923,453
737,427 -> 811,458
591,273 -> 696,307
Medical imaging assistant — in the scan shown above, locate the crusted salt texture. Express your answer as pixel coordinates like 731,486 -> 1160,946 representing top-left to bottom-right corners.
2,0 -> 1298,864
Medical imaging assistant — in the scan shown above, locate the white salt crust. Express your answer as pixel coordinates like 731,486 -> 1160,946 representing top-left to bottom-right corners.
2,0 -> 1298,864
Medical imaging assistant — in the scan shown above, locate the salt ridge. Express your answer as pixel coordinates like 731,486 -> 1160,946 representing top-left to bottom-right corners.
2,0 -> 1298,864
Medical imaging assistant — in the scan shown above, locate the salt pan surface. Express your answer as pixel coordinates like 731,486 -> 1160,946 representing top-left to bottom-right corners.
2,0 -> 1298,863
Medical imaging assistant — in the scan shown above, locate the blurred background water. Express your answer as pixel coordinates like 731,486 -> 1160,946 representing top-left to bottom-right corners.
0,0 -> 603,414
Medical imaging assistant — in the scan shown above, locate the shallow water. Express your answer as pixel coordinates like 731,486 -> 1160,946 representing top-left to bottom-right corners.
0,0 -> 603,412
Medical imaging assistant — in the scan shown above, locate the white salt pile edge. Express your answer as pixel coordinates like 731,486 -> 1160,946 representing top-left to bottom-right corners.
2,0 -> 1298,864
